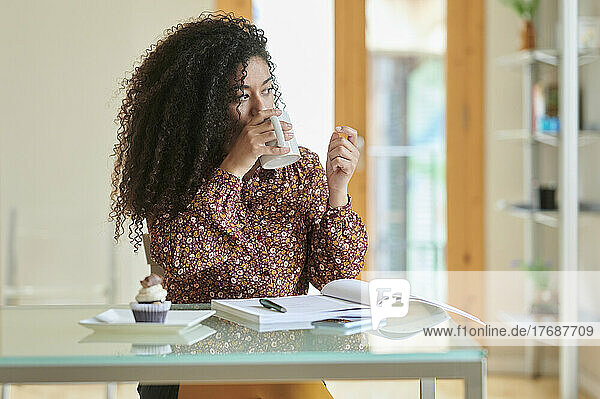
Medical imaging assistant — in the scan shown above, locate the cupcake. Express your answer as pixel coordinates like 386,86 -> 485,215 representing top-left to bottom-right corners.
130,273 -> 171,323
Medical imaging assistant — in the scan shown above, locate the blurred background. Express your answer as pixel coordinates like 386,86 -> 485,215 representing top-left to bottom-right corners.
1,0 -> 599,398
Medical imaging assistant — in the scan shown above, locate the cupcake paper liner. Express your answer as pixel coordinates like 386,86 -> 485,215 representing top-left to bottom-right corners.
130,301 -> 171,323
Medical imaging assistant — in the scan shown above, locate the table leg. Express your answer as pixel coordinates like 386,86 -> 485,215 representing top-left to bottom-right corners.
1,384 -> 10,399
465,358 -> 487,399
420,377 -> 436,399
525,345 -> 542,378
106,382 -> 117,399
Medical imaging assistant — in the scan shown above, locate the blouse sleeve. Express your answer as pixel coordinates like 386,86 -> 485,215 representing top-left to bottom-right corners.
189,167 -> 247,242
301,150 -> 368,290
149,167 -> 259,275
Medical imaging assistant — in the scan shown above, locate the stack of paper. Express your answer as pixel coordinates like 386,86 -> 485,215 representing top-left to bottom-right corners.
211,294 -> 370,325
211,279 -> 485,329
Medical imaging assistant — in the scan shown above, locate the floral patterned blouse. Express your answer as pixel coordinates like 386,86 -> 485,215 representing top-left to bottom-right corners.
149,147 -> 368,304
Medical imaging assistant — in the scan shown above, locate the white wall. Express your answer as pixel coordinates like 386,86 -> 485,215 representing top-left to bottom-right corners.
484,0 -> 530,375
252,0 -> 334,164
484,0 -> 525,284
0,0 -> 215,304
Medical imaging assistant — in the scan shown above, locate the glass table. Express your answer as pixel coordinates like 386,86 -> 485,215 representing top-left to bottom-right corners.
0,304 -> 487,399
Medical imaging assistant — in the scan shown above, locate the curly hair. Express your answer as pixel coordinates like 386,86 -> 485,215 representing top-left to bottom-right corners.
109,12 -> 284,251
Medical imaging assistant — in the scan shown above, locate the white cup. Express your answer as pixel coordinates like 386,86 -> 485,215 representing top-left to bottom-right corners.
259,110 -> 301,169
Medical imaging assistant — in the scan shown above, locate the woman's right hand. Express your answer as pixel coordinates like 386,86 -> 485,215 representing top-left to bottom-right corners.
220,109 -> 293,178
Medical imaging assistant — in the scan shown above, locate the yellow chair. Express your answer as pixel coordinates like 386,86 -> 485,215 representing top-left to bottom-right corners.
178,382 -> 333,399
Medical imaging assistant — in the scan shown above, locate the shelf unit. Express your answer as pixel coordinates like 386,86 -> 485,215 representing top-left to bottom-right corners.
495,49 -> 600,237
495,2 -> 596,396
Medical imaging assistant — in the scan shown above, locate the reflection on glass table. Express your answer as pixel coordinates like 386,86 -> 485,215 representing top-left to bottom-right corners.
0,304 -> 487,399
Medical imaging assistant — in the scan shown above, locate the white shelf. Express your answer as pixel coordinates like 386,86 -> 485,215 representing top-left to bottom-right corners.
496,48 -> 600,67
497,201 -> 559,228
495,129 -> 600,147
496,200 -> 600,229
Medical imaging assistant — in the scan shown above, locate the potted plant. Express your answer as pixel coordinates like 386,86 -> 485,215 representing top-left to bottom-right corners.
499,0 -> 540,50
519,259 -> 558,315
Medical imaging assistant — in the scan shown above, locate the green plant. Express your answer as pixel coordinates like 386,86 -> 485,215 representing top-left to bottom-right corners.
499,0 -> 540,21
519,259 -> 551,290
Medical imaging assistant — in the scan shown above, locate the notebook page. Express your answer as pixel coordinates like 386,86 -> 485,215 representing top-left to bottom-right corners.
321,279 -> 370,305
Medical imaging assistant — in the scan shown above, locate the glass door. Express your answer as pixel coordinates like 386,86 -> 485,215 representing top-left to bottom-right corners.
366,0 -> 447,273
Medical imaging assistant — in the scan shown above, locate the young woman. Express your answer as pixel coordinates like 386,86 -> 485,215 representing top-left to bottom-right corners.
109,12 -> 367,398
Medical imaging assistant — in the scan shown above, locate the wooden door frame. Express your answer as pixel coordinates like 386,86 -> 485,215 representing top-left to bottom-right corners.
334,0 -> 367,279
334,0 -> 368,225
446,0 -> 485,320
334,0 -> 485,276
216,0 -> 252,20
446,0 -> 485,273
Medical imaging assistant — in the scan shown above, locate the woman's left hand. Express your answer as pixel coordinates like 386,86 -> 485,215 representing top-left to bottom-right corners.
326,126 -> 360,208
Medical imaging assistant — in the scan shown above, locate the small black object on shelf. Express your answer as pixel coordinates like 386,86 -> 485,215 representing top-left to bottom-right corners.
539,185 -> 557,210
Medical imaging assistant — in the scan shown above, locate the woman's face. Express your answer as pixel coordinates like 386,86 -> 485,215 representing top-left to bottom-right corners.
228,56 -> 275,129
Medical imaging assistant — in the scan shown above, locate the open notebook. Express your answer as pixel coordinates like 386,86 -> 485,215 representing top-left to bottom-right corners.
211,279 -> 484,326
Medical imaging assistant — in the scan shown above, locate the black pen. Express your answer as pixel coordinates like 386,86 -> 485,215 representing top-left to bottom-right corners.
259,298 -> 287,313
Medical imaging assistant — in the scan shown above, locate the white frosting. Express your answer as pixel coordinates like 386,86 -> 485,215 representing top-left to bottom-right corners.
135,284 -> 167,303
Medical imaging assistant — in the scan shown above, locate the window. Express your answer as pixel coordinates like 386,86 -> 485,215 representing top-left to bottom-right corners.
367,0 -> 447,273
